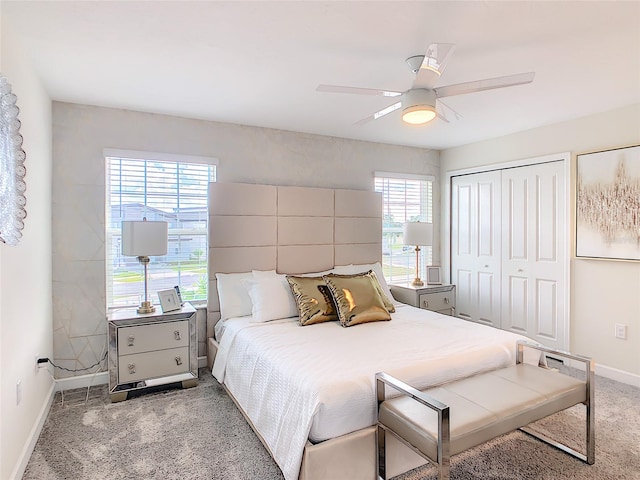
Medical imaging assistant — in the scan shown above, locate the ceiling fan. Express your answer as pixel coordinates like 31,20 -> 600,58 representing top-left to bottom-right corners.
317,44 -> 535,126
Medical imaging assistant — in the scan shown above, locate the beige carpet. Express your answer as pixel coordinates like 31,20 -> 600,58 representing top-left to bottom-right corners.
23,364 -> 640,480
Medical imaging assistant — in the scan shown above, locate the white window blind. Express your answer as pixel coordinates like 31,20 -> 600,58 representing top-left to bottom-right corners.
106,156 -> 216,309
374,174 -> 433,285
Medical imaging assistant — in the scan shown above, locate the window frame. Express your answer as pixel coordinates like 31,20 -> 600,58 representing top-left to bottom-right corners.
374,171 -> 434,286
104,149 -> 217,310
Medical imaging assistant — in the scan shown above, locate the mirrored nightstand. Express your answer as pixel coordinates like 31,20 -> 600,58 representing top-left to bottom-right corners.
390,283 -> 456,316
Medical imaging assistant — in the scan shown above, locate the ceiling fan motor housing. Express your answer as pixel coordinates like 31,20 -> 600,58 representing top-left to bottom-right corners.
404,88 -> 436,108
402,89 -> 437,124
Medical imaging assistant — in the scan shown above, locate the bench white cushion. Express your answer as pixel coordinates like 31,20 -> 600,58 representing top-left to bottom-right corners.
379,364 -> 586,460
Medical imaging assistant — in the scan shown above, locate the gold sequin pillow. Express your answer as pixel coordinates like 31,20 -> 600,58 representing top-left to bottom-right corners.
323,273 -> 391,327
368,270 -> 395,313
327,270 -> 395,313
286,275 -> 338,326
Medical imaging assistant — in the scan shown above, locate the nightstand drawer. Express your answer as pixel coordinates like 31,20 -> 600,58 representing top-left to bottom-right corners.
117,320 -> 189,355
118,346 -> 190,384
419,292 -> 454,312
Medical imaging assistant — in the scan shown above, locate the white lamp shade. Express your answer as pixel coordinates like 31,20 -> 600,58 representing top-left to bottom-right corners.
121,221 -> 168,256
403,222 -> 433,246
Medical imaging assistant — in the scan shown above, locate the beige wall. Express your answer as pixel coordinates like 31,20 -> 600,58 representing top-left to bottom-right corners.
441,104 -> 640,380
52,102 -> 440,377
0,21 -> 54,480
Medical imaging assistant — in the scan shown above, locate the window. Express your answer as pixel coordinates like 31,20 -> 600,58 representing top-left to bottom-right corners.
374,173 -> 433,285
106,153 -> 216,309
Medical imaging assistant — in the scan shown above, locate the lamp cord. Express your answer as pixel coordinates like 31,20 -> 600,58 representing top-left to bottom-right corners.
41,350 -> 108,372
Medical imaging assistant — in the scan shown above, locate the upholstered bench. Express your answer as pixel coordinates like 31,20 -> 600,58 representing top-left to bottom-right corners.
376,341 -> 594,480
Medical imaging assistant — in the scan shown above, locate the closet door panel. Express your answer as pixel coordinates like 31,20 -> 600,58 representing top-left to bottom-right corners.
477,271 -> 498,325
451,171 -> 501,328
478,181 -> 495,257
505,275 -> 528,333
506,175 -> 529,261
537,173 -> 558,262
502,161 -> 566,350
537,279 -> 558,340
455,269 -> 473,320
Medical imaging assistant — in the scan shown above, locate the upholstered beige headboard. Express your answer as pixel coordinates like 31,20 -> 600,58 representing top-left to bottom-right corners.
206,182 -> 382,339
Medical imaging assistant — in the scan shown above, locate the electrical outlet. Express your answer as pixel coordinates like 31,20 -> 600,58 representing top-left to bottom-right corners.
16,380 -> 22,405
615,323 -> 627,340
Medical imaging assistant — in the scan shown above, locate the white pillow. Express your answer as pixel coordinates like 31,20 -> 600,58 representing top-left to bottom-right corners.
244,276 -> 298,323
252,269 -> 278,277
215,272 -> 253,320
333,262 -> 394,302
298,268 -> 335,277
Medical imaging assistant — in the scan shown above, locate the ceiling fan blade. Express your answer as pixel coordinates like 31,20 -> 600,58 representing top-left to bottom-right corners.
317,84 -> 402,97
413,43 -> 456,89
435,111 -> 450,124
354,101 -> 403,125
434,72 -> 535,99
437,99 -> 463,121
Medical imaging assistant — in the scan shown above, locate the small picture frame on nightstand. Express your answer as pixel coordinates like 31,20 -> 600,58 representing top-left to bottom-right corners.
426,266 -> 442,285
158,289 -> 181,313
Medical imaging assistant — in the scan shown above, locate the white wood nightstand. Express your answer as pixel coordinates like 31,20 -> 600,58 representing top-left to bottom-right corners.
107,303 -> 198,402
390,283 -> 456,316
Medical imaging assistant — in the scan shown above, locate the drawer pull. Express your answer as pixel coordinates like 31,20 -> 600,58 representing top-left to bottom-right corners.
128,363 -> 136,374
422,300 -> 428,308
174,330 -> 182,341
175,356 -> 183,366
444,297 -> 449,304
127,336 -> 135,347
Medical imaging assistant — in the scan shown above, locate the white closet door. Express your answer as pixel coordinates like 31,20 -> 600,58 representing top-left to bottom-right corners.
501,161 -> 566,350
451,171 -> 502,327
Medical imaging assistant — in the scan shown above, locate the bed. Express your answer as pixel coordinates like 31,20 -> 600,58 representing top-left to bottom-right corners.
206,183 -> 534,480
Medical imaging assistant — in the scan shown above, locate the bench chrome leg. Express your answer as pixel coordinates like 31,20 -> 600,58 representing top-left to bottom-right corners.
520,426 -> 590,463
516,341 -> 596,466
377,424 -> 386,480
586,359 -> 595,464
520,357 -> 595,466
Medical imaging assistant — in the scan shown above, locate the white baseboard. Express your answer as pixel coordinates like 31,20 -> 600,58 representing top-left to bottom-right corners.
198,355 -> 208,369
10,382 -> 55,480
566,359 -> 640,387
595,363 -> 640,387
55,371 -> 109,392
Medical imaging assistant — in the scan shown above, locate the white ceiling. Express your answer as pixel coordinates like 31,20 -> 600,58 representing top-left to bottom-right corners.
3,1 -> 640,150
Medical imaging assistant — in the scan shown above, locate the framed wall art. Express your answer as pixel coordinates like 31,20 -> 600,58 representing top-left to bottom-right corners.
0,75 -> 27,246
576,144 -> 640,261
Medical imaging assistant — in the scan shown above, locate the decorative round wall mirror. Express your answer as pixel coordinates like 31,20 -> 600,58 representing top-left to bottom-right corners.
0,74 -> 27,246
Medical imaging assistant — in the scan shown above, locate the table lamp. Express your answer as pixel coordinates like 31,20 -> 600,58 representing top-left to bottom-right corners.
122,219 -> 168,314
403,221 -> 433,287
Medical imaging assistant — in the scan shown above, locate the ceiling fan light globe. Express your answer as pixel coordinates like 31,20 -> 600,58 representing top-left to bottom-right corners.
402,105 -> 436,125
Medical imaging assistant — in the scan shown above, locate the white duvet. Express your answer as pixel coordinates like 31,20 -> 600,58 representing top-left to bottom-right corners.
213,304 -> 532,480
